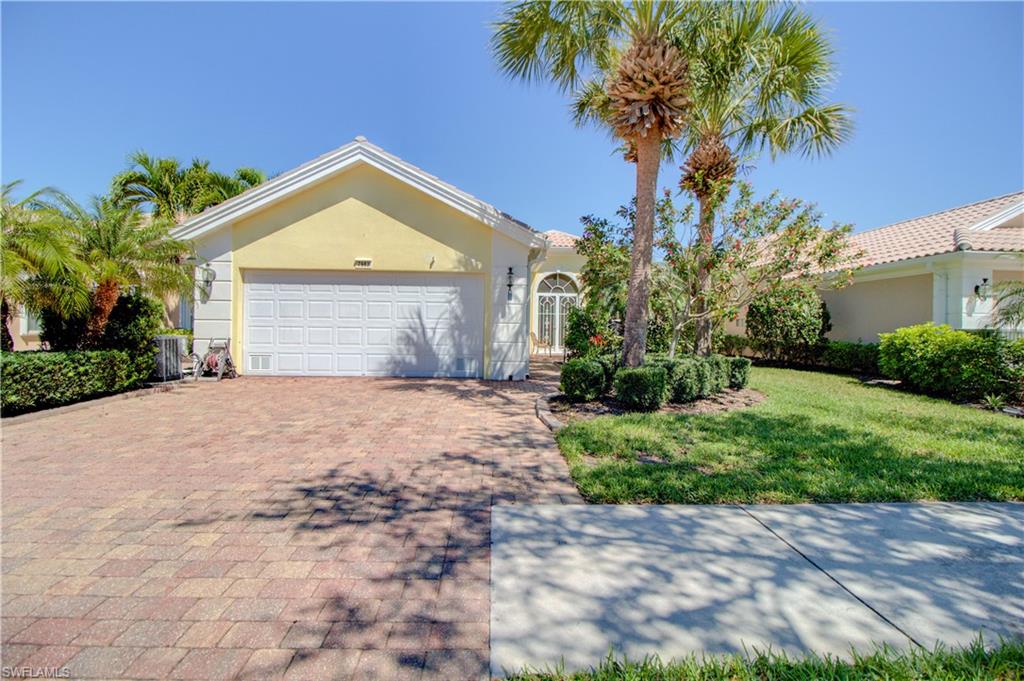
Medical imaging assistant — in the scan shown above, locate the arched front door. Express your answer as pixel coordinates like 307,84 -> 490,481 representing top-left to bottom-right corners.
537,274 -> 579,351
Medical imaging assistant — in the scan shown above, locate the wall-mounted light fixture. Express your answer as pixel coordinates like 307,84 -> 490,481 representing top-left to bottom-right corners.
506,266 -> 515,301
974,277 -> 991,300
187,256 -> 216,303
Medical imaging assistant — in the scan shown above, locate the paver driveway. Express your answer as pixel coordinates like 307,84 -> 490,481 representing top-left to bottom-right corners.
1,364 -> 580,680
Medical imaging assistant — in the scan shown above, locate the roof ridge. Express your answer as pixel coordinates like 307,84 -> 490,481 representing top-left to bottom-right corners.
861,190 -> 1024,234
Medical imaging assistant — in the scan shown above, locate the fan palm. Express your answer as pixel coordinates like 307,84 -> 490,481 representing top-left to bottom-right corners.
493,0 -> 694,366
0,181 -> 87,350
62,198 -> 194,344
679,2 -> 852,354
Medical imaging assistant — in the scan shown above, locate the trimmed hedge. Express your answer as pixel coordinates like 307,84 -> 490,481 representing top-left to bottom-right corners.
560,359 -> 605,402
1,350 -> 140,415
879,323 -> 1022,401
820,341 -> 880,375
613,366 -> 667,412
728,357 -> 751,389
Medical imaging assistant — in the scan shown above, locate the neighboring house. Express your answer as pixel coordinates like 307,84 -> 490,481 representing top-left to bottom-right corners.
8,306 -> 43,351
817,192 -> 1023,342
173,137 -> 585,379
531,230 -> 585,353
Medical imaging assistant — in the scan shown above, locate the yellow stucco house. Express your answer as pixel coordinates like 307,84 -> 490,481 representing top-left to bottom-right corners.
171,137 -> 586,379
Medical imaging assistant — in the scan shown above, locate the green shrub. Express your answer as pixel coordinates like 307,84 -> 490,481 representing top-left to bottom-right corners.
1,350 -> 138,415
613,366 -> 667,411
746,283 -> 830,363
563,306 -> 600,359
728,356 -> 752,389
706,354 -> 730,393
821,340 -> 880,375
40,291 -> 164,383
879,323 -> 1021,400
669,357 -> 704,402
593,354 -> 618,393
560,359 -> 606,402
717,333 -> 751,357
647,357 -> 684,400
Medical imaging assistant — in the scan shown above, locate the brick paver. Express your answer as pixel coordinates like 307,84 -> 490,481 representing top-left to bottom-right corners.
1,361 -> 579,679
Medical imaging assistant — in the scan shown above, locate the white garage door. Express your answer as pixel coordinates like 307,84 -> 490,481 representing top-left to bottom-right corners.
243,271 -> 484,377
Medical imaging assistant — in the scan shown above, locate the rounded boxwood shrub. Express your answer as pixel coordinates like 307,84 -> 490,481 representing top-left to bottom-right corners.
670,357 -> 703,403
728,357 -> 752,389
560,358 -> 606,402
706,354 -> 730,393
613,365 -> 667,412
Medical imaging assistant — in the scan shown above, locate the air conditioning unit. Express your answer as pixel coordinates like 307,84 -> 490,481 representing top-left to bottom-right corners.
152,335 -> 185,382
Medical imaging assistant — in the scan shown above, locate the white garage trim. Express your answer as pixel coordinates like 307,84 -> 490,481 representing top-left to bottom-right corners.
243,270 -> 484,377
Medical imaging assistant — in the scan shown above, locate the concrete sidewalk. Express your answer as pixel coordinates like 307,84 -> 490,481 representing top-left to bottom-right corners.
490,503 -> 1023,676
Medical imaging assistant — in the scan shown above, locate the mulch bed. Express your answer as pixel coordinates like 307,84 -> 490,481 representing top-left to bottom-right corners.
549,387 -> 765,422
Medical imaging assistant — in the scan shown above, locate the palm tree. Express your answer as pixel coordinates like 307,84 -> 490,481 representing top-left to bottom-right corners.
111,151 -> 265,223
0,181 -> 87,350
493,1 -> 693,366
63,198 -> 193,344
678,2 -> 852,354
992,281 -> 1024,329
191,167 -> 266,213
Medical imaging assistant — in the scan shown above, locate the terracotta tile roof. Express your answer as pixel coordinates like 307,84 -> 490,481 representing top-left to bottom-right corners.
543,230 -> 580,248
844,191 -> 1023,269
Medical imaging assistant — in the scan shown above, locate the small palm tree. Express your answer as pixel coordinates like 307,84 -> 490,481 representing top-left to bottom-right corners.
493,1 -> 694,366
63,198 -> 194,344
678,2 -> 852,354
0,181 -> 87,350
992,281 -> 1024,329
191,167 -> 266,213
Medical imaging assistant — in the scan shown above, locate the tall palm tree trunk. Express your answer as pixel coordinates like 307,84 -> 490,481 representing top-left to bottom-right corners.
622,133 -> 662,367
83,281 -> 120,347
1,298 -> 13,351
693,193 -> 715,356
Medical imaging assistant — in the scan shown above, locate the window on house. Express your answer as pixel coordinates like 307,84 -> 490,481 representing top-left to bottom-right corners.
24,309 -> 42,335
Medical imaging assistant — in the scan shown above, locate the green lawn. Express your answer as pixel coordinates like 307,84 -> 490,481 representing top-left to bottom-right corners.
507,640 -> 1024,681
556,367 -> 1024,504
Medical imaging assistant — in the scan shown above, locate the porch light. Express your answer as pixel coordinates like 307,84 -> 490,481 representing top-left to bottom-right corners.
974,277 -> 991,299
507,267 -> 515,300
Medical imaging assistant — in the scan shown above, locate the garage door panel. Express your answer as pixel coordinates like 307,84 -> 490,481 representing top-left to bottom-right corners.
307,327 -> 333,345
306,353 -> 333,373
277,326 -> 304,345
307,301 -> 333,319
249,300 -> 274,319
336,328 -> 362,345
278,300 -> 303,319
249,326 -> 274,345
277,353 -> 304,372
244,271 -> 483,377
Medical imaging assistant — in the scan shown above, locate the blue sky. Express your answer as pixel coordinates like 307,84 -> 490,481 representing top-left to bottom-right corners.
2,1 -> 1021,236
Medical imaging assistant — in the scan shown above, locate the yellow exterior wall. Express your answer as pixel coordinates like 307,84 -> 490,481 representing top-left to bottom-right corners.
529,249 -> 585,349
820,273 -> 933,342
225,163 -> 499,367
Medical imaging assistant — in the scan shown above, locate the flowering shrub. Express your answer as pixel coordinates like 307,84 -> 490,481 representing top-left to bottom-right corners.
746,283 -> 830,364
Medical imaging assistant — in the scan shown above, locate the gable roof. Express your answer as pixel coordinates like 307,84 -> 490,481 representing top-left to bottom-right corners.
172,136 -> 547,249
543,230 -> 580,249
846,191 -> 1024,269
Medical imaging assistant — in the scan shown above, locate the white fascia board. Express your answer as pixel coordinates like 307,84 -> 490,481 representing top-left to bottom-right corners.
968,201 -> 1024,231
173,140 -> 544,249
